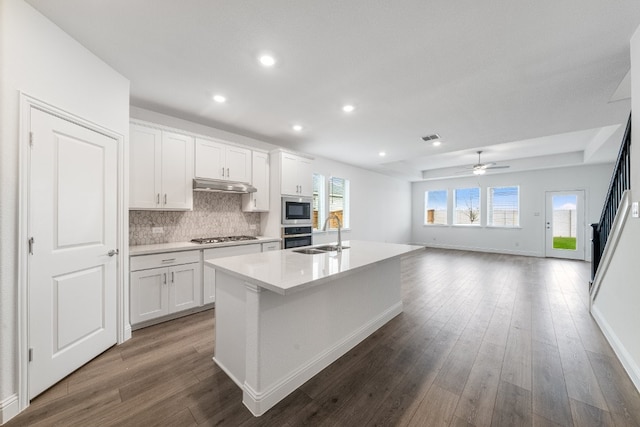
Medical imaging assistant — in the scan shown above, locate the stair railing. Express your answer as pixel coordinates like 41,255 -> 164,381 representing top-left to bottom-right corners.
590,113 -> 631,285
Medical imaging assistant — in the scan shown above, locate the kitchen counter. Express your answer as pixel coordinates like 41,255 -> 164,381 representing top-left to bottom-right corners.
206,240 -> 423,295
129,236 -> 281,256
209,240 -> 423,416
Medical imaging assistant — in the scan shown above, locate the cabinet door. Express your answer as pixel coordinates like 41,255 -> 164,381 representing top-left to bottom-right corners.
168,263 -> 201,312
297,157 -> 313,197
195,138 -> 225,180
161,131 -> 194,210
130,124 -> 161,209
281,152 -> 301,196
225,146 -> 252,183
243,151 -> 270,212
130,267 -> 169,324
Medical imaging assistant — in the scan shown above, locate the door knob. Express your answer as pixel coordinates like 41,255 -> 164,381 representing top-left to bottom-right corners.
108,249 -> 119,257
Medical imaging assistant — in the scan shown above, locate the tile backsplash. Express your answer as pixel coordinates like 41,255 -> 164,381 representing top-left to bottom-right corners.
129,192 -> 261,246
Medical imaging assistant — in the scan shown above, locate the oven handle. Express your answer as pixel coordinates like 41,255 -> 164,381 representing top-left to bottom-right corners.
282,233 -> 313,238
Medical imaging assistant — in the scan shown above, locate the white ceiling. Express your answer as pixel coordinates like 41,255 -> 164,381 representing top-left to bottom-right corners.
25,0 -> 640,181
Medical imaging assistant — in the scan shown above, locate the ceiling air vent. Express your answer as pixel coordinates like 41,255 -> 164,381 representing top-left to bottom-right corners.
421,134 -> 440,141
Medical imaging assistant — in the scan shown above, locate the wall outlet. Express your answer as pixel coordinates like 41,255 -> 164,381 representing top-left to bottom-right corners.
152,227 -> 164,234
633,202 -> 639,218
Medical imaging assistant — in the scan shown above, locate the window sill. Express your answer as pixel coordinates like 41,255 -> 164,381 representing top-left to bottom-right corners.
423,224 -> 449,227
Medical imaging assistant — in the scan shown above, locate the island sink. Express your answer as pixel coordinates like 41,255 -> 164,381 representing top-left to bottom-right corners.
292,248 -> 326,255
293,245 -> 350,254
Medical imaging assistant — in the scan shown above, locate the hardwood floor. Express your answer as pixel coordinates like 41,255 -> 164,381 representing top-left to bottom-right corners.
6,248 -> 640,426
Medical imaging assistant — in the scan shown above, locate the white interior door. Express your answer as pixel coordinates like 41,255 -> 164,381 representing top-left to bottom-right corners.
545,190 -> 585,260
28,108 -> 118,398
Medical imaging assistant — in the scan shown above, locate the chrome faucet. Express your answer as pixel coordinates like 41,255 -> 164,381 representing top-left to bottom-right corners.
322,213 -> 342,253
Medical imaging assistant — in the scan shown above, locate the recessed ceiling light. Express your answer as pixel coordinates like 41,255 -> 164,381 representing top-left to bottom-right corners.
213,94 -> 227,103
259,54 -> 276,67
379,151 -> 386,157
292,124 -> 303,132
432,140 -> 442,147
342,104 -> 355,113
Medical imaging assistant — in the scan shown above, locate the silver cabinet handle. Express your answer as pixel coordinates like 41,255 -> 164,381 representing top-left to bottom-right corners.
108,249 -> 119,257
221,167 -> 225,177
227,168 -> 230,178
164,194 -> 167,205
171,271 -> 175,283
161,258 -> 176,263
254,198 -> 257,208
157,194 -> 160,204
163,273 -> 167,285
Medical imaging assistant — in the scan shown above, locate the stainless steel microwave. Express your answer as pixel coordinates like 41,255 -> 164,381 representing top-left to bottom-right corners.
281,196 -> 312,225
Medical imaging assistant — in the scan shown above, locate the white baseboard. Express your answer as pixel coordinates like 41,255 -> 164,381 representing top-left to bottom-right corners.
416,242 -> 543,258
591,304 -> 640,393
0,394 -> 19,425
241,302 -> 403,416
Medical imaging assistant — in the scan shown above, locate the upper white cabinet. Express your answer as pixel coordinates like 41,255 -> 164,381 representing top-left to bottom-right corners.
280,152 -> 313,197
195,138 -> 251,184
242,151 -> 270,212
130,123 -> 194,210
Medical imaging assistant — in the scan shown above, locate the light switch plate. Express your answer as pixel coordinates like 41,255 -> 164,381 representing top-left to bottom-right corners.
632,202 -> 639,218
152,227 -> 164,234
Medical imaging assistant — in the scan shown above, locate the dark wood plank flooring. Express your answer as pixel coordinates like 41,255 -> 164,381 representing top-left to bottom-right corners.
6,248 -> 640,426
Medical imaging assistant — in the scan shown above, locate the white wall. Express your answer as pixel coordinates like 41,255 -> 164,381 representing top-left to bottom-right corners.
0,0 -> 129,421
411,163 -> 613,259
590,24 -> 640,392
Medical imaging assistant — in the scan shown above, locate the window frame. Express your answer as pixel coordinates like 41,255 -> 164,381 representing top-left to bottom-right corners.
487,185 -> 520,228
424,189 -> 448,226
453,186 -> 481,226
312,173 -> 326,231
327,176 -> 349,230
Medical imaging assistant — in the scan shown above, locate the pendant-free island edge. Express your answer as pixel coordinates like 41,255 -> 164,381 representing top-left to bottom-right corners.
205,240 -> 424,416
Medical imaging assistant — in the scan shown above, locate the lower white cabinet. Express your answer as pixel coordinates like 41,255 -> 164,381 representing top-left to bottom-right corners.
202,244 -> 263,304
130,250 -> 201,325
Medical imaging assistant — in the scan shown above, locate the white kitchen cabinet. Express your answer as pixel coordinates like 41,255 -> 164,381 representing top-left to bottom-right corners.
242,151 -> 270,212
130,250 -> 201,325
195,138 -> 251,184
202,244 -> 262,304
129,123 -> 194,210
280,152 -> 313,197
261,241 -> 280,251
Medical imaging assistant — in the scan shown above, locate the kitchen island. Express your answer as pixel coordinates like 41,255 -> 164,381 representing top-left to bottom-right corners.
205,240 -> 423,416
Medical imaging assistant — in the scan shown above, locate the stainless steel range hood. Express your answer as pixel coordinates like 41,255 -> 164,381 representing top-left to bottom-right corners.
193,178 -> 257,194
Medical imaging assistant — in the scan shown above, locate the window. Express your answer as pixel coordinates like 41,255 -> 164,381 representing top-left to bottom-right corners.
312,173 -> 325,231
454,187 -> 480,225
328,176 -> 349,229
488,186 -> 519,227
424,190 -> 447,225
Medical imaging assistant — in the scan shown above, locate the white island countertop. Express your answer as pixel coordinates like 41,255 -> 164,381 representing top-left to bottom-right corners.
205,240 -> 424,295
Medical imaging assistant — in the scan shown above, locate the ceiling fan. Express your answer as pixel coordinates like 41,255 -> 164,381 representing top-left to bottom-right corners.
461,151 -> 510,175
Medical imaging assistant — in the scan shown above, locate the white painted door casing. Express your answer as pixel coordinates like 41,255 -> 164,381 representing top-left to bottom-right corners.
545,190 -> 585,260
28,108 -> 118,398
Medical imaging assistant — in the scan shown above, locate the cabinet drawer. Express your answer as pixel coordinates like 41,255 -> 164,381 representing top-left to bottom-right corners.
262,241 -> 280,251
131,250 -> 200,271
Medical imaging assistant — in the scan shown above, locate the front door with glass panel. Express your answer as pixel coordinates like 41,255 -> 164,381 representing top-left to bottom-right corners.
545,190 -> 585,260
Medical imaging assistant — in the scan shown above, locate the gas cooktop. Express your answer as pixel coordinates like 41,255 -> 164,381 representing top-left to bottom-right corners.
190,235 -> 258,244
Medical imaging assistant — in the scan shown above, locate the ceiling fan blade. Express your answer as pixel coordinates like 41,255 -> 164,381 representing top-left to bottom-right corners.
485,165 -> 510,170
